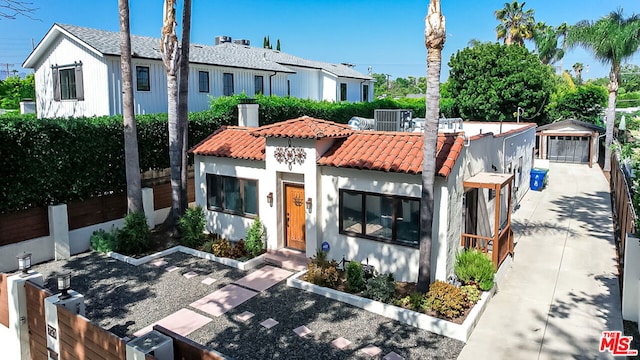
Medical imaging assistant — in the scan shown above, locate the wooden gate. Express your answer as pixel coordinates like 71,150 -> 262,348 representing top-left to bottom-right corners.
0,274 -> 8,328
25,281 -> 53,360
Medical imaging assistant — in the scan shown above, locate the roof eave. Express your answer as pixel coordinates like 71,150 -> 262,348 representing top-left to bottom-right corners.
23,24 -> 104,68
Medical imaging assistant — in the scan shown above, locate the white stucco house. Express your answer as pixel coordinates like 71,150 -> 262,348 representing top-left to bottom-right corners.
190,104 -> 536,282
22,23 -> 374,119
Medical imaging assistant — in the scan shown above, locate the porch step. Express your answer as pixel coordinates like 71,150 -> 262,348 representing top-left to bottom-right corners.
263,249 -> 309,272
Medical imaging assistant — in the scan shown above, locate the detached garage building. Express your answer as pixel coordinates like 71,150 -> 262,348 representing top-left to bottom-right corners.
536,119 -> 604,167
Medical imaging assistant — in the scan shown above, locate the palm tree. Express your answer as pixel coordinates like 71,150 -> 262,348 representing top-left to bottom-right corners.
556,22 -> 568,72
161,0 -> 183,232
533,22 -> 564,65
119,0 -> 143,214
573,62 -> 584,85
495,0 -> 536,46
568,8 -> 640,171
417,0 -> 445,293
178,0 -> 192,212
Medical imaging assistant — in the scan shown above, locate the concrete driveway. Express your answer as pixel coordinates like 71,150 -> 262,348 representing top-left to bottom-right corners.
458,163 -> 624,359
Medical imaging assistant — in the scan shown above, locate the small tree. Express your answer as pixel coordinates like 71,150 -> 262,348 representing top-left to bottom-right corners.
245,217 -> 265,257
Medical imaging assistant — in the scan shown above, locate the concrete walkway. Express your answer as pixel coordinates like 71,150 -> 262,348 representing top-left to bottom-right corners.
458,163 -> 624,359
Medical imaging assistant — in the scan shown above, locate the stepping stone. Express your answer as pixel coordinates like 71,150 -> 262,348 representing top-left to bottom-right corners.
233,265 -> 293,292
383,352 -> 404,360
331,337 -> 352,350
360,345 -> 383,357
292,325 -> 313,337
260,318 -> 279,329
133,308 -> 211,337
190,284 -> 258,317
201,277 -> 216,285
165,265 -> 180,272
150,259 -> 168,267
236,311 -> 255,322
183,271 -> 198,279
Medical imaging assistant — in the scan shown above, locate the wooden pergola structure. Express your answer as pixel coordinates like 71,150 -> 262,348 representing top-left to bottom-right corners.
461,172 -> 515,268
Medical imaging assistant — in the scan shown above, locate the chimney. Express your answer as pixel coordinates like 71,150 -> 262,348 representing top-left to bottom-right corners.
238,98 -> 259,128
215,36 -> 232,45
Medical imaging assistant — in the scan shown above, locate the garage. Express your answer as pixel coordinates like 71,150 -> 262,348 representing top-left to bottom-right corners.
547,135 -> 591,163
536,119 -> 604,167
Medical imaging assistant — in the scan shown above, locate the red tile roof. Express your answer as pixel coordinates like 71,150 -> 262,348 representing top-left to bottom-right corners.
318,131 -> 465,177
250,116 -> 353,139
190,126 -> 265,160
190,118 -> 466,177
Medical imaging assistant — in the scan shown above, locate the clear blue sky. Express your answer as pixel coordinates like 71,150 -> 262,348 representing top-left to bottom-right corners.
1,0 -> 640,81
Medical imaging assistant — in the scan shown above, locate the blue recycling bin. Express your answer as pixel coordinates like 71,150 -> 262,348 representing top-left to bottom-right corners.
530,168 -> 548,191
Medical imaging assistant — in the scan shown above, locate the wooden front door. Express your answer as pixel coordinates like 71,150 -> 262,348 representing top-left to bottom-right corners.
285,184 -> 306,251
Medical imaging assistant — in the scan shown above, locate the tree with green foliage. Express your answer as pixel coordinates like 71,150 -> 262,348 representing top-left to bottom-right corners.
495,0 -> 536,46
620,64 -> 640,93
572,62 -> 584,85
533,22 -> 565,65
546,84 -> 607,123
0,74 -> 34,109
276,39 -> 281,51
448,42 -> 554,124
568,8 -> 640,171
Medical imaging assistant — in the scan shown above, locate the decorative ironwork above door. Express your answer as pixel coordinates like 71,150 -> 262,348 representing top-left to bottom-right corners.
274,138 -> 306,170
293,193 -> 303,206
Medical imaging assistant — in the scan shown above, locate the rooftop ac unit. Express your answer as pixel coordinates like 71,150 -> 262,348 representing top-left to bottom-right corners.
215,36 -> 232,45
234,39 -> 250,46
126,331 -> 174,360
374,109 -> 413,132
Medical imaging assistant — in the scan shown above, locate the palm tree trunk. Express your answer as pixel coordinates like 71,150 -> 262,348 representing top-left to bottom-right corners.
178,0 -> 192,212
604,67 -> 619,172
161,0 -> 183,231
417,0 -> 445,293
119,0 -> 143,214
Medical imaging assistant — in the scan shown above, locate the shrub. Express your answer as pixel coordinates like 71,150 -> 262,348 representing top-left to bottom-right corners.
345,261 -> 365,293
461,285 -> 481,306
114,212 -> 150,255
395,292 -> 427,311
362,273 -> 396,303
229,240 -> 247,259
90,228 -> 117,253
306,250 -> 340,288
454,249 -> 496,291
424,280 -> 466,319
212,238 -> 231,257
178,206 -> 206,248
245,217 -> 265,257
199,237 -> 216,254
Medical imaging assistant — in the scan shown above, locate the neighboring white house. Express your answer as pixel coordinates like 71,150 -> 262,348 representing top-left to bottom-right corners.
190,105 -> 536,282
22,23 -> 374,119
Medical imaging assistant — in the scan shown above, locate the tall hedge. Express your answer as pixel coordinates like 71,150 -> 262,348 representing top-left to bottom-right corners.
1,96 -> 424,213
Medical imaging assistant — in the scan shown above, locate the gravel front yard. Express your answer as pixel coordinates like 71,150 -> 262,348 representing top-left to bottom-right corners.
30,251 -> 464,359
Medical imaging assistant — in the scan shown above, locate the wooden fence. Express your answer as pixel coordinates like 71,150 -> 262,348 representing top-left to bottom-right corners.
57,305 -> 127,360
25,281 -> 53,360
0,176 -> 195,248
0,274 -> 8,328
610,153 -> 637,291
0,207 -> 49,247
611,155 -> 636,255
154,325 -> 225,360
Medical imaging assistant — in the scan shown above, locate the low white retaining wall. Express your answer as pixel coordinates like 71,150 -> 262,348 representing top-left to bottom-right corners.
287,270 -> 495,343
108,245 -> 266,271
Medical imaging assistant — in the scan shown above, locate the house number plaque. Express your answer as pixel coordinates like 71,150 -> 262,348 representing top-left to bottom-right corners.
47,324 -> 57,339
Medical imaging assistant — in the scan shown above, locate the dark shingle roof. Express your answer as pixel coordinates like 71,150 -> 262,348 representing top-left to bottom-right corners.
30,24 -> 371,79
